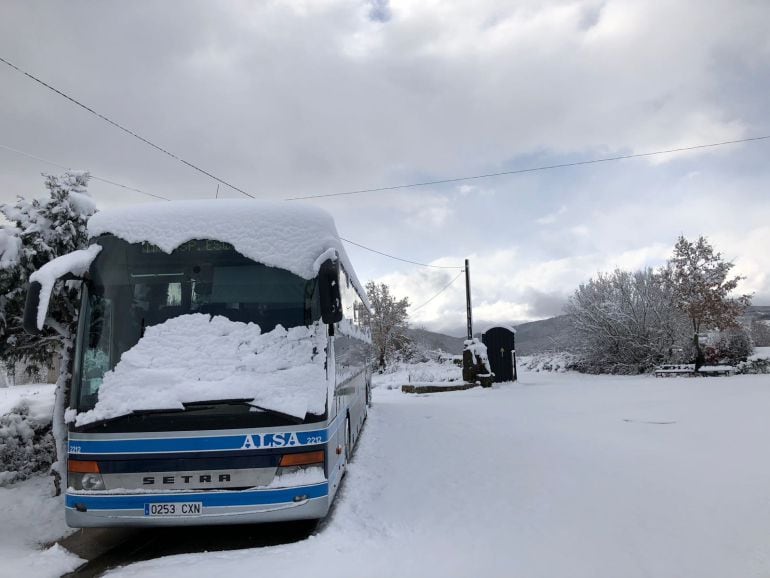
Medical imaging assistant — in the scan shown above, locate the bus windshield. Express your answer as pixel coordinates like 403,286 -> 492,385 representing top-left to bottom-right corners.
73,236 -> 321,413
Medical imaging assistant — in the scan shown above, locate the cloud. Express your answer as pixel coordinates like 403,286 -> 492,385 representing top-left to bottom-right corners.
536,205 -> 567,224
367,0 -> 392,23
0,0 -> 768,336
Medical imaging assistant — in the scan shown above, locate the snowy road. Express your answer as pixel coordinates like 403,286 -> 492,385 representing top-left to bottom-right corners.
107,370 -> 770,578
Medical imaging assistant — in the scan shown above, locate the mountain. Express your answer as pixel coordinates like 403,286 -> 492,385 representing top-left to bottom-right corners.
406,327 -> 465,355
410,305 -> 769,358
512,315 -> 578,356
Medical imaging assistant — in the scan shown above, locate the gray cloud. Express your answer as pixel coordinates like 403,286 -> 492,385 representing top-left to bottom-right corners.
0,0 -> 767,335
368,0 -> 392,23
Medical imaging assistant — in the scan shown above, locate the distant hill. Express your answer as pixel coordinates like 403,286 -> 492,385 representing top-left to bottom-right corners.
406,327 -> 465,355
512,315 -> 578,356
408,317 -> 578,357
408,305 -> 770,358
742,305 -> 770,323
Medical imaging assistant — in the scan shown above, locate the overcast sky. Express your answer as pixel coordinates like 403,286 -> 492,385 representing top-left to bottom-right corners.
1,0 -> 768,336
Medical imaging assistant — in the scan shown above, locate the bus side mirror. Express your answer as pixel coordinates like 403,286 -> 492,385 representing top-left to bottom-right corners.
23,273 -> 83,335
318,259 -> 343,325
23,281 -> 43,335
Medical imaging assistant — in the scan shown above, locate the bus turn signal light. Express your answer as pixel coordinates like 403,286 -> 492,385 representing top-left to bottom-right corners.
68,460 -> 100,473
279,450 -> 325,467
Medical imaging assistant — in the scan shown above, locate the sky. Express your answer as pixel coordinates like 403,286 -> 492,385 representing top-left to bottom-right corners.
0,0 -> 768,336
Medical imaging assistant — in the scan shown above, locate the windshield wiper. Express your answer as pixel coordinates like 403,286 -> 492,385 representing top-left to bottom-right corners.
182,399 -> 305,425
72,405 -> 212,430
73,400 -> 306,431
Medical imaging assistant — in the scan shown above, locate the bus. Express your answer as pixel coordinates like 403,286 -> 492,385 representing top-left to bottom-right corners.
24,200 -> 372,527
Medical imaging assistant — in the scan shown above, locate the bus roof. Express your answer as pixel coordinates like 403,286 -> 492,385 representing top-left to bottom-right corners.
88,199 -> 366,298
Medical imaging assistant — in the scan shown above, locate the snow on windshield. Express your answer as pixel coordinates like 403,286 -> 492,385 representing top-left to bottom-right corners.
87,199 -> 367,302
72,314 -> 328,426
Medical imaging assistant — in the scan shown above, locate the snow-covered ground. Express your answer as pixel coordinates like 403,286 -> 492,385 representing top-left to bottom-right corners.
108,368 -> 770,578
0,383 -> 82,577
0,382 -> 56,417
6,368 -> 770,577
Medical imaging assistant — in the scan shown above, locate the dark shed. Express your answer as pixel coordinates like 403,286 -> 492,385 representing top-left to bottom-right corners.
482,326 -> 517,382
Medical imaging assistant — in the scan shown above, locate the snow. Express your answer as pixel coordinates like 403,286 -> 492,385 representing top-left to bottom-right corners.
87,199 -> 367,300
0,476 -> 83,578
0,225 -> 22,269
108,367 -> 770,578
0,384 -> 82,578
73,315 -> 328,425
379,359 -> 463,387
28,244 -> 102,330
750,346 -> 770,361
0,383 -> 56,419
464,337 -> 491,372
68,191 -> 97,217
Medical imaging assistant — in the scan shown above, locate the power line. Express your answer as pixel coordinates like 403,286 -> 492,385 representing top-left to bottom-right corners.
89,175 -> 170,201
0,55 -> 255,199
0,143 -> 170,201
285,134 -> 770,201
339,237 -> 463,269
1,141 -> 456,270
411,271 -> 465,312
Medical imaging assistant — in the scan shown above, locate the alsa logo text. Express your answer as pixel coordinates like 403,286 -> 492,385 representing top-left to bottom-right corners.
241,432 -> 301,449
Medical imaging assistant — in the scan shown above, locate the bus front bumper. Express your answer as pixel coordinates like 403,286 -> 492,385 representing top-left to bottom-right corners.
65,482 -> 330,527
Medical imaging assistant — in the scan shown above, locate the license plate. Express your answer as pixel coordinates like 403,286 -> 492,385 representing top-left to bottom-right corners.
144,502 -> 202,516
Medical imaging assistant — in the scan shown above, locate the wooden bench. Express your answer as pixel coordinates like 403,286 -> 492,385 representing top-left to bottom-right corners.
696,365 -> 736,377
654,364 -> 695,377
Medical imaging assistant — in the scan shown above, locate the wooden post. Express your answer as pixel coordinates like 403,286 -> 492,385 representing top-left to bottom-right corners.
465,259 -> 472,340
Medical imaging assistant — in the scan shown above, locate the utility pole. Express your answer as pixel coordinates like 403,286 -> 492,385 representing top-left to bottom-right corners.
465,258 -> 473,340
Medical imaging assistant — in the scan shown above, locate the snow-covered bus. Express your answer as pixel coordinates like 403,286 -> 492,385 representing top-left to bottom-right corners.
23,200 -> 372,527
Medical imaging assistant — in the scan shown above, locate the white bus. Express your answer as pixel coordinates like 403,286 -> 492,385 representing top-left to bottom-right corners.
24,200 -> 372,527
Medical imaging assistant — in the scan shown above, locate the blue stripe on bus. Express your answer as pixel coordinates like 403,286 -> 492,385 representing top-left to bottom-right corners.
66,483 -> 329,510
68,428 -> 329,455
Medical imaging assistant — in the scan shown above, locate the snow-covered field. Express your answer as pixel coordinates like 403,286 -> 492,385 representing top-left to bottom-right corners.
110,369 -> 770,578
6,368 -> 770,577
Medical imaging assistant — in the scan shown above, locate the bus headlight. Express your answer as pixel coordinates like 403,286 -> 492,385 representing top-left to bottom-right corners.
68,459 -> 106,491
276,450 -> 325,477
81,473 -> 106,490
68,472 -> 106,491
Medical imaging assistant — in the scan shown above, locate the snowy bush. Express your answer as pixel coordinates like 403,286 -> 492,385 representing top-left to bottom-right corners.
703,330 -> 752,366
0,401 -> 55,486
737,358 -> 770,375
519,352 -> 579,373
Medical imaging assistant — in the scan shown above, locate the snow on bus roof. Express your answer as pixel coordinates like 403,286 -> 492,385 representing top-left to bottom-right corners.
87,199 -> 367,298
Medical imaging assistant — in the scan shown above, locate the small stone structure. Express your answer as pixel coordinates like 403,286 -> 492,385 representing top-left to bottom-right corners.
462,338 -> 494,387
401,382 -> 479,394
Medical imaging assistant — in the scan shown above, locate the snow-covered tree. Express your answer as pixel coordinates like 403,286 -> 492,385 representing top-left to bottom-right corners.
0,171 -> 95,492
565,268 -> 690,374
662,236 -> 751,368
364,281 -> 411,370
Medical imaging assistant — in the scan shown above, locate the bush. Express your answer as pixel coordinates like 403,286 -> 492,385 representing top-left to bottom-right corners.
0,402 -> 55,486
705,329 -> 753,365
520,352 -> 579,373
737,358 -> 770,374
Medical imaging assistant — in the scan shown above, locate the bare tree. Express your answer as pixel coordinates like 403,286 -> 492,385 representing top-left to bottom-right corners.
662,236 -> 752,368
364,281 -> 411,370
565,268 -> 689,373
